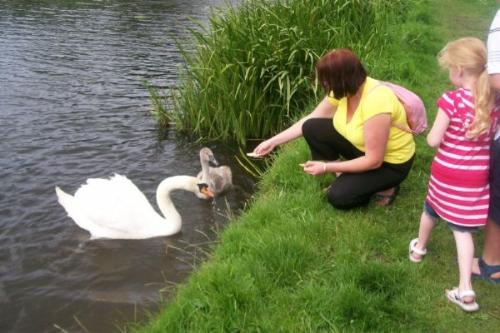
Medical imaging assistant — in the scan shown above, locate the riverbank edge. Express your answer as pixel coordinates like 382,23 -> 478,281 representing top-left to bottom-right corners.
134,1 -> 500,332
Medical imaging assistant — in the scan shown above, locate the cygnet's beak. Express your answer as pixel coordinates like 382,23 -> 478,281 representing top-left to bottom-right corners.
208,155 -> 219,167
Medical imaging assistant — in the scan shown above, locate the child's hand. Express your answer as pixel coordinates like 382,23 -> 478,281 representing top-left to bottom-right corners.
301,161 -> 327,176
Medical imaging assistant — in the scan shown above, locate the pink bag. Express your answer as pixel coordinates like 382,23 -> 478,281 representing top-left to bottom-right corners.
370,81 -> 428,135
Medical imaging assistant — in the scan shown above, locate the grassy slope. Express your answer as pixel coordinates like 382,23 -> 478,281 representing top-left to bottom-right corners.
134,1 -> 500,332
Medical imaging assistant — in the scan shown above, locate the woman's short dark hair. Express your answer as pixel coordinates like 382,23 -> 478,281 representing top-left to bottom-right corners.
316,49 -> 367,99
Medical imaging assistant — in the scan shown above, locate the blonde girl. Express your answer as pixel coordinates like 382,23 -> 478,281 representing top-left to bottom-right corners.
408,37 -> 497,312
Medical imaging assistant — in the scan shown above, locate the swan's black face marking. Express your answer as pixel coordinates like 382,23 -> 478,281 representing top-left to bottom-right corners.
197,183 -> 214,198
208,155 -> 219,167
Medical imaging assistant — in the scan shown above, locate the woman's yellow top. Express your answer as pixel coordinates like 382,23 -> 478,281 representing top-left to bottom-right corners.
326,77 -> 415,164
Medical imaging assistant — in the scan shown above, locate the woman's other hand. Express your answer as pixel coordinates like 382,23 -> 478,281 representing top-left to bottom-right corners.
302,161 -> 327,176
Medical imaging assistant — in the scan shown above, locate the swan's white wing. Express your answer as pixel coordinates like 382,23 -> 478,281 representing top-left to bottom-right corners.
73,174 -> 161,234
56,186 -> 111,237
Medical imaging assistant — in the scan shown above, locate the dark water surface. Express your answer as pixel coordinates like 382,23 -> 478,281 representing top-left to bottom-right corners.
0,1 -> 253,332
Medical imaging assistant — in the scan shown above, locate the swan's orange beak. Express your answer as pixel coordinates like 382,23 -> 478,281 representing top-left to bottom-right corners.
198,183 -> 214,198
201,187 -> 214,198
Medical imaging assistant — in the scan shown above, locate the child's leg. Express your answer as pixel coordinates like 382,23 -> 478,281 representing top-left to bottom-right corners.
416,211 -> 436,250
453,229 -> 475,303
409,206 -> 437,262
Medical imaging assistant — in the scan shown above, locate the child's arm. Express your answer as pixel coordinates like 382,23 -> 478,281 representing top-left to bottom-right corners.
426,108 -> 450,148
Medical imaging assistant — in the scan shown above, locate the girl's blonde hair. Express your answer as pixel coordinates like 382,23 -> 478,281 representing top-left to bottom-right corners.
438,37 -> 494,138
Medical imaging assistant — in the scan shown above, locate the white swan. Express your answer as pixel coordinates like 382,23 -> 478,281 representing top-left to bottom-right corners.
55,174 -> 213,240
197,147 -> 233,195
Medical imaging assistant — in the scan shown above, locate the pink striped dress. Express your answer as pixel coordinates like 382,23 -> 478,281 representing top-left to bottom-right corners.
426,88 -> 494,227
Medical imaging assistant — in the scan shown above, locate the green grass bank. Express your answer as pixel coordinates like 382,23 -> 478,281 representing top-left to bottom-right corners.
137,0 -> 500,331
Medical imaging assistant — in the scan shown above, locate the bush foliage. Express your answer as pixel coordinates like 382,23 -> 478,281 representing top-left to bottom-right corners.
168,0 -> 405,144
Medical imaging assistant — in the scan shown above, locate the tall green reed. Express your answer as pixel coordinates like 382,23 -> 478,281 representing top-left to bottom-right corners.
144,80 -> 171,128
166,0 -> 405,145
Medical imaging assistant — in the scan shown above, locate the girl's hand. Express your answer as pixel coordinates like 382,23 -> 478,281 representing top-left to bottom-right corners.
302,160 -> 327,176
251,140 -> 276,157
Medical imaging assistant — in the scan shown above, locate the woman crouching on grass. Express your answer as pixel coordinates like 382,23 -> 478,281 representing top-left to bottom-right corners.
251,48 -> 415,209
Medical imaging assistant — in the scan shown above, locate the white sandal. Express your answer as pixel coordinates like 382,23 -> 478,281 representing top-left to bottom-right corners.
408,238 -> 427,263
446,287 -> 479,312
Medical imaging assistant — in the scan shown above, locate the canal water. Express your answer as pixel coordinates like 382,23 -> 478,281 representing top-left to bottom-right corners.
0,1 -> 253,332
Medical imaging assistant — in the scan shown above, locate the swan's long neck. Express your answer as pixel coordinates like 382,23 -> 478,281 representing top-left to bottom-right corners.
200,155 -> 210,184
156,176 -> 193,233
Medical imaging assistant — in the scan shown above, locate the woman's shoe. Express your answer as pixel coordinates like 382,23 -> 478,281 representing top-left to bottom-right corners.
374,185 -> 400,206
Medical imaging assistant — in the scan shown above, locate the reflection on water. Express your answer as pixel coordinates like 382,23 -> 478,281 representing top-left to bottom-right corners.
0,1 -> 252,332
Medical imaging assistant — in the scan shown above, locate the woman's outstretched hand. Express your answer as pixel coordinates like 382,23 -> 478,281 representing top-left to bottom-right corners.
250,139 -> 276,157
301,161 -> 327,176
